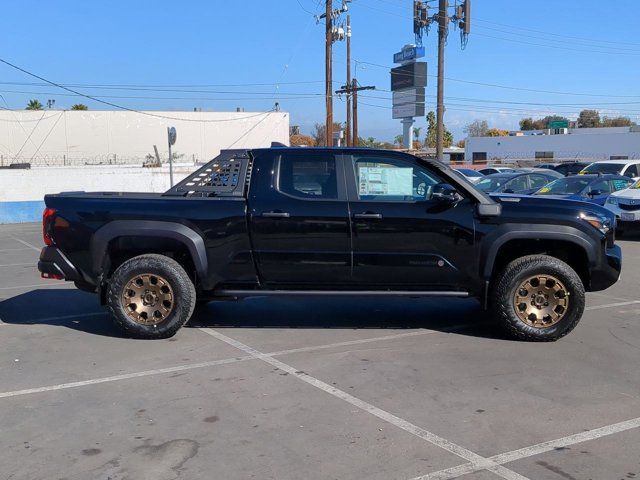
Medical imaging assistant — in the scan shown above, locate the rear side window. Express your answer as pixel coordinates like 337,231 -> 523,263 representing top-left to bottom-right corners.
589,180 -> 611,194
278,154 -> 338,199
612,178 -> 633,191
624,164 -> 639,178
529,174 -> 551,189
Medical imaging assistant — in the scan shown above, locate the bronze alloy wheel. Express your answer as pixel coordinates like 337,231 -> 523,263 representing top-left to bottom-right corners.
121,274 -> 174,325
513,274 -> 570,328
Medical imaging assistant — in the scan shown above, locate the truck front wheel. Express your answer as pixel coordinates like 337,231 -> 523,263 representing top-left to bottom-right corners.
490,255 -> 585,342
106,254 -> 196,339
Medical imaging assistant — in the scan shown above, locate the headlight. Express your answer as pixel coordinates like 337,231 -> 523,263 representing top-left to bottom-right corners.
580,212 -> 612,234
607,197 -> 618,205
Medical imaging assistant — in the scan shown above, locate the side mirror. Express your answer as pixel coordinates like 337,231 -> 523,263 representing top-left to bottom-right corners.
588,189 -> 603,197
503,188 -> 515,194
432,183 -> 463,203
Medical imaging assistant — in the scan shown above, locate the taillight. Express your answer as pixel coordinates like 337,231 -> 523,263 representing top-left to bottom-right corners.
42,207 -> 56,246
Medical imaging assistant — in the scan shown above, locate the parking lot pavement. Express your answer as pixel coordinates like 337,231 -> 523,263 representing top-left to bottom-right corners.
1,223 -> 639,480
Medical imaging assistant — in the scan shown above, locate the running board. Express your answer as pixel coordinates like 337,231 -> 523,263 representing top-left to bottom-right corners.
215,290 -> 469,298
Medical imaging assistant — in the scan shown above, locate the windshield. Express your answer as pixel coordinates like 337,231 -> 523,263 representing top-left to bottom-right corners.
476,175 -> 511,192
581,163 -> 623,174
535,177 -> 591,195
457,169 -> 482,177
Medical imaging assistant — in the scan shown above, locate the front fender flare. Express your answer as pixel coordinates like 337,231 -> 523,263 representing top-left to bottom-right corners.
480,224 -> 596,280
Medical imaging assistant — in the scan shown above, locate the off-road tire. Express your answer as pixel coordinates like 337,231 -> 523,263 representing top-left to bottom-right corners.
106,254 -> 196,339
490,255 -> 585,342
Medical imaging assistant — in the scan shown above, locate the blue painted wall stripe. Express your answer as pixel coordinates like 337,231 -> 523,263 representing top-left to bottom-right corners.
0,201 -> 45,224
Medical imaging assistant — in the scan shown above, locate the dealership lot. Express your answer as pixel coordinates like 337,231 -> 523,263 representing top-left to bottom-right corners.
1,222 -> 639,480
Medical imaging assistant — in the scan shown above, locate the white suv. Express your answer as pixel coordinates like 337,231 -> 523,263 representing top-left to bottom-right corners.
605,179 -> 640,226
581,160 -> 640,180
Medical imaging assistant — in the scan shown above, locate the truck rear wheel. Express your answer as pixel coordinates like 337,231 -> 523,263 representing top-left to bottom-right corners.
106,254 -> 196,339
490,255 -> 585,342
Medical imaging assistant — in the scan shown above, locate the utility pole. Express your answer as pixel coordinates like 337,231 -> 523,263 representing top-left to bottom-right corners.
336,79 -> 375,147
436,0 -> 448,160
345,15 -> 352,147
325,0 -> 333,147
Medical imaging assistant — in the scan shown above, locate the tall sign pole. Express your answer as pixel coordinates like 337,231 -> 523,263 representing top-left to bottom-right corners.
391,45 -> 426,150
436,0 -> 448,160
345,15 -> 352,147
325,0 -> 334,146
167,126 -> 177,187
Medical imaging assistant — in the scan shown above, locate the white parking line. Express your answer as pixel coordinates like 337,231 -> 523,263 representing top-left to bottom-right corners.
586,300 -> 640,311
0,263 -> 36,268
10,237 -> 40,252
0,283 -> 74,291
0,324 -> 474,398
200,328 -> 529,480
416,416 -> 640,480
0,356 -> 254,399
0,247 -> 33,253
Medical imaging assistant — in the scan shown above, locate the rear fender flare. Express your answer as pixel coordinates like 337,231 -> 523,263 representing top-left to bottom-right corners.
91,220 -> 208,286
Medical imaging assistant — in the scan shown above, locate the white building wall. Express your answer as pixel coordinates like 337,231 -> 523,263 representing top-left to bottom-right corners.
465,129 -> 640,162
0,110 -> 289,166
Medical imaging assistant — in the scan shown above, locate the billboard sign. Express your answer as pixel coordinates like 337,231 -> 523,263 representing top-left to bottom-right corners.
390,62 -> 427,91
392,87 -> 425,106
393,46 -> 425,64
549,120 -> 569,129
392,103 -> 425,120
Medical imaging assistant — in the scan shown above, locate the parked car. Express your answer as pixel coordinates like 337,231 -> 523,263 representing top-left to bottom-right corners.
580,160 -> 640,179
553,162 -> 590,176
604,179 -> 640,232
533,174 -> 634,205
478,166 -> 516,175
454,168 -> 484,184
475,171 -> 562,195
536,163 -> 560,170
39,147 -> 621,341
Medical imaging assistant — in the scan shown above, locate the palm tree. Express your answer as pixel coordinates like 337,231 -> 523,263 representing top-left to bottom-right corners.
26,99 -> 43,110
413,127 -> 422,142
394,134 -> 404,145
71,104 -> 88,110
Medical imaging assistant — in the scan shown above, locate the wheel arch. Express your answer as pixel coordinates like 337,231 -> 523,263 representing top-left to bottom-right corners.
91,220 -> 209,288
481,225 -> 596,288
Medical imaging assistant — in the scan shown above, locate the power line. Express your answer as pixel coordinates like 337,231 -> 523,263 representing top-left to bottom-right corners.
354,59 -> 640,98
0,57 -> 278,123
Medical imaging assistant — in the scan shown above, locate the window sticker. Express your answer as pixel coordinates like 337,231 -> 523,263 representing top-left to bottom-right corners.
612,179 -> 631,191
631,180 -> 640,190
358,166 -> 413,196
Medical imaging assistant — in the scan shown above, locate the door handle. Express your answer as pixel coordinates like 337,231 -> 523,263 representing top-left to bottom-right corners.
261,211 -> 290,218
354,212 -> 383,219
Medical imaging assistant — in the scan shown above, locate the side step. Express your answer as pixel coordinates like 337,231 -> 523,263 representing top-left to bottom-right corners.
215,290 -> 469,299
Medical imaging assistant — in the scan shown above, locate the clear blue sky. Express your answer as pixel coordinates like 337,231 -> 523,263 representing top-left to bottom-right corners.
1,0 -> 639,141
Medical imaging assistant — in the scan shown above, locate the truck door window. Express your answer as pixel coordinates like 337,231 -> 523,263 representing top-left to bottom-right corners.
278,155 -> 338,199
353,156 -> 441,202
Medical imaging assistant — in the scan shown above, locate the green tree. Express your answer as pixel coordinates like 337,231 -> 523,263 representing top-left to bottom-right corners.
70,103 -> 88,110
412,127 -> 422,142
519,115 -> 569,130
394,134 -> 404,145
463,119 -> 489,137
25,99 -> 43,110
577,109 -> 600,128
601,116 -> 635,127
425,111 -> 453,149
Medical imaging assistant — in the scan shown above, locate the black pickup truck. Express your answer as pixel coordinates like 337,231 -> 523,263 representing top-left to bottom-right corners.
38,147 -> 621,341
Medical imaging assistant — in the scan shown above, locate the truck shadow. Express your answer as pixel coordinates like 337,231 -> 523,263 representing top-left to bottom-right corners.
0,289 -> 119,337
0,289 -> 506,340
190,296 -> 505,340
